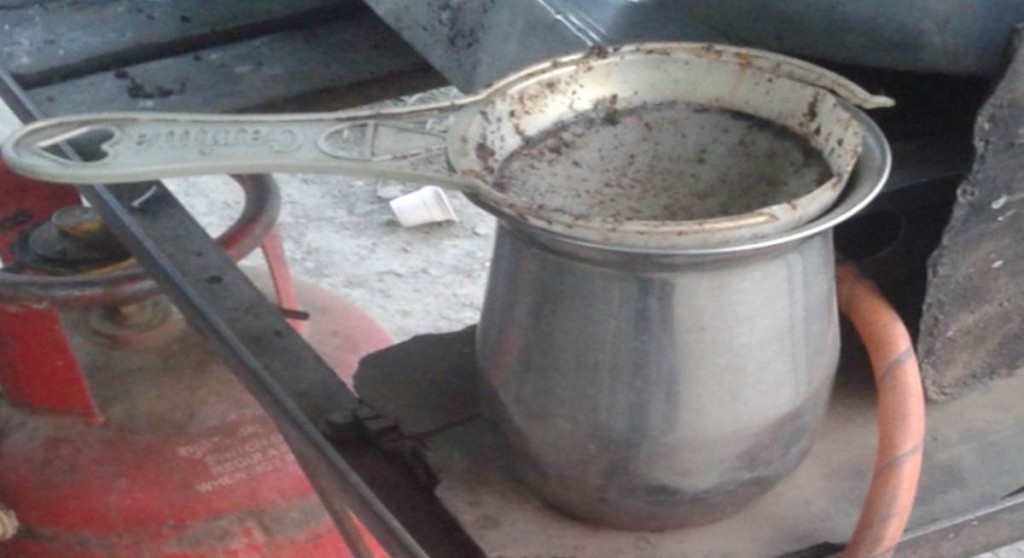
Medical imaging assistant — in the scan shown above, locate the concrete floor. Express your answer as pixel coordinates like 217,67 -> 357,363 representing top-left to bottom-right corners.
2,88 -> 1021,557
983,548 -> 1024,558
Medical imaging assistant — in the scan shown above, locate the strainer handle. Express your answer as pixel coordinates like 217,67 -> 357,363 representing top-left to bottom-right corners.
1,100 -> 487,193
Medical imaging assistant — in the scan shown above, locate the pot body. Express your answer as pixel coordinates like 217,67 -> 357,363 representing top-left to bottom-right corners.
476,225 -> 839,530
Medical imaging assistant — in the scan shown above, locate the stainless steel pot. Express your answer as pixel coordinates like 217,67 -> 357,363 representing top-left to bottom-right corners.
475,110 -> 889,529
2,43 -> 891,530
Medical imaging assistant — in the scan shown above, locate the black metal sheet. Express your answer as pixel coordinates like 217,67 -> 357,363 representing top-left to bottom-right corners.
30,12 -> 442,115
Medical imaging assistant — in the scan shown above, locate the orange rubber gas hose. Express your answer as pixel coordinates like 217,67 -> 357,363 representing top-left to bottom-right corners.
836,264 -> 926,558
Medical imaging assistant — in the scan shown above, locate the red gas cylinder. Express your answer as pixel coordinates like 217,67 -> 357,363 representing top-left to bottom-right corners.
0,166 -> 391,557
0,277 -> 390,558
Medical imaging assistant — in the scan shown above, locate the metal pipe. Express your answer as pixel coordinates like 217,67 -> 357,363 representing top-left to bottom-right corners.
259,225 -> 307,335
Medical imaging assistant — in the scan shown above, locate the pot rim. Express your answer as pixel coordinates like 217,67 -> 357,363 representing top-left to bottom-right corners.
469,102 -> 890,257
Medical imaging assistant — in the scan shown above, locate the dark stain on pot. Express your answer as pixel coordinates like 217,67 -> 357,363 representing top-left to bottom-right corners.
492,100 -> 832,222
587,45 -> 611,59
475,143 -> 496,174
601,110 -> 621,127
804,94 -> 820,123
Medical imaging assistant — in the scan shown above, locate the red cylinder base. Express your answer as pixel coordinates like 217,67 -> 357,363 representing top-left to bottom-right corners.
0,271 -> 390,557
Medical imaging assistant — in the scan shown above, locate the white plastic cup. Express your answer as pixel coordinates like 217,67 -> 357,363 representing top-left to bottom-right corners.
389,186 -> 458,227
